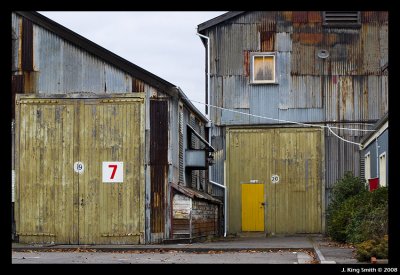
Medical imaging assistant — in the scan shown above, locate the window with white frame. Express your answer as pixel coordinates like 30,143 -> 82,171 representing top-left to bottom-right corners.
379,152 -> 387,187
364,152 -> 371,182
250,52 -> 276,84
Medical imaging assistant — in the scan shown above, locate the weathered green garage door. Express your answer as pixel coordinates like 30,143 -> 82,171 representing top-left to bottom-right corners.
227,127 -> 324,235
15,94 -> 145,244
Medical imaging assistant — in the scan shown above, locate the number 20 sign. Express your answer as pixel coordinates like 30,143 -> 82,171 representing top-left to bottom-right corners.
102,162 -> 123,183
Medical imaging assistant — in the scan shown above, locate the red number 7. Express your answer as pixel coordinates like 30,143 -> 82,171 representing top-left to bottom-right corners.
109,164 -> 117,179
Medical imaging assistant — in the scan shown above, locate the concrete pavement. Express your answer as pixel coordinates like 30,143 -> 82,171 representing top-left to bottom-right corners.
11,235 -> 360,264
311,235 -> 360,264
12,250 -> 313,264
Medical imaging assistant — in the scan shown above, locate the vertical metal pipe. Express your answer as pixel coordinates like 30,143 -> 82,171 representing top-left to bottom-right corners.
196,30 -> 210,118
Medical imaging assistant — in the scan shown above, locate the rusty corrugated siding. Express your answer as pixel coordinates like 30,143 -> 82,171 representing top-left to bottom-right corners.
362,11 -> 388,23
292,11 -> 308,23
21,17 -> 33,71
150,100 -> 168,165
150,100 -> 168,234
202,11 -> 387,230
133,78 -> 145,93
207,11 -> 387,127
324,75 -> 387,122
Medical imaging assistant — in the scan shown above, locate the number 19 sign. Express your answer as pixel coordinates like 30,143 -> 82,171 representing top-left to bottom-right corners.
102,162 -> 123,183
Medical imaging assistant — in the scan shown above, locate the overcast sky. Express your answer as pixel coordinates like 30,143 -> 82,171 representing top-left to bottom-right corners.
39,11 -> 226,114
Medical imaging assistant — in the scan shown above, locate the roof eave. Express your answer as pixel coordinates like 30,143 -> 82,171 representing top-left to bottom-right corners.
176,87 -> 209,123
197,11 -> 246,33
360,113 -> 389,145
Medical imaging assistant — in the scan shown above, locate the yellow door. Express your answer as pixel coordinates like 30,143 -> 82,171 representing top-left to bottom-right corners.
241,183 -> 264,231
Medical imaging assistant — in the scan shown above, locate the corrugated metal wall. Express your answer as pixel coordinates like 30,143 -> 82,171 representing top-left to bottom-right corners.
12,13 -> 140,95
150,100 -> 168,236
206,12 -> 388,126
210,125 -> 225,186
12,13 -> 19,72
204,11 -> 388,209
12,12 -> 216,243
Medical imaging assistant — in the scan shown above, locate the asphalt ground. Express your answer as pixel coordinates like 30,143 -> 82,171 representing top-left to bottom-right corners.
12,235 -> 361,264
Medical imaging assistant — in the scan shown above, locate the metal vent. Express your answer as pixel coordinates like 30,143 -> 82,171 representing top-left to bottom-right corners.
323,11 -> 361,27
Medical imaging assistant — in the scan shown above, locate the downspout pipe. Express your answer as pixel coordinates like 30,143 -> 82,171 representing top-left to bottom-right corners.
196,30 -> 226,237
196,29 -> 210,119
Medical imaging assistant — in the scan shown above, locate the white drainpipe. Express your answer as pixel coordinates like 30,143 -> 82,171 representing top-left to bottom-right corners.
196,29 -> 210,118
196,30 -> 227,237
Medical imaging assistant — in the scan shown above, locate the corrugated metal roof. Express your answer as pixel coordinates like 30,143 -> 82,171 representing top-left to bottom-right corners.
171,183 -> 222,204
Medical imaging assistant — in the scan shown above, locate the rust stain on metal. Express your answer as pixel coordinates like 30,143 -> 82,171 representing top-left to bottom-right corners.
362,11 -> 375,23
150,100 -> 168,165
362,11 -> 388,23
132,78 -> 145,93
23,71 -> 37,93
258,14 -> 276,32
243,50 -> 250,77
21,17 -> 33,72
281,11 -> 292,21
293,33 -> 323,45
12,75 -> 24,119
150,100 -> 168,234
307,11 -> 322,23
292,11 -> 308,23
260,31 -> 275,51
